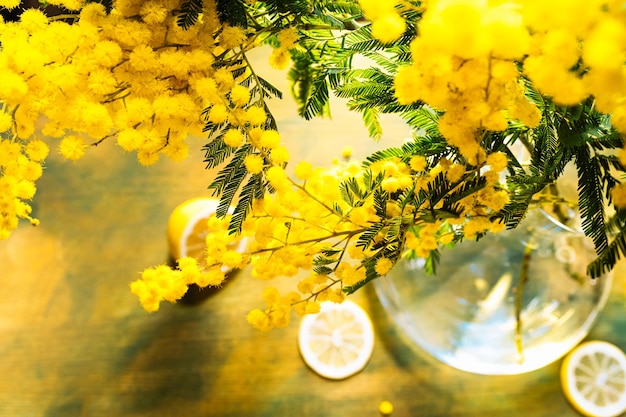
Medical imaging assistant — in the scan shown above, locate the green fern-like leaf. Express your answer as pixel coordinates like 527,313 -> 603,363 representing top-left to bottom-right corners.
313,265 -> 334,275
363,147 -> 406,166
209,144 -> 252,209
384,216 -> 403,241
228,173 -> 263,235
362,106 -> 383,139
424,172 -> 452,208
321,247 -> 343,257
340,176 -> 367,207
400,106 -> 441,137
588,225 -> 626,278
203,130 -> 236,169
372,188 -> 388,218
313,256 -> 339,266
356,221 -> 385,249
301,73 -> 331,120
575,145 -> 609,255
443,175 -> 487,206
424,248 -> 441,275
344,240 -> 403,295
332,201 -> 344,216
177,0 -> 204,29
216,0 -> 247,27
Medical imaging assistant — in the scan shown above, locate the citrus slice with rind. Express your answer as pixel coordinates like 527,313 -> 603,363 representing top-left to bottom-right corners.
561,340 -> 626,417
298,300 -> 375,380
166,197 -> 246,273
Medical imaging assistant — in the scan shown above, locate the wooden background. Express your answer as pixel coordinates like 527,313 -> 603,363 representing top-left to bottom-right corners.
1,50 -> 626,417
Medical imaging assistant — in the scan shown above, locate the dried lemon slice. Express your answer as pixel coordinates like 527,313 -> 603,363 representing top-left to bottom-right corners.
561,340 -> 626,417
298,300 -> 375,380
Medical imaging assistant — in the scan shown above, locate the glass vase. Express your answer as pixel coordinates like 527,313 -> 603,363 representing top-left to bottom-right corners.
374,208 -> 613,375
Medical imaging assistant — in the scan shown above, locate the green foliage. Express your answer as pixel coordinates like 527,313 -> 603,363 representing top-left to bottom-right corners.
345,231 -> 404,295
575,146 -> 609,256
589,211 -> 626,278
228,173 -> 265,235
424,248 -> 441,275
209,144 -> 252,214
202,131 -> 235,169
356,221 -> 385,249
177,0 -> 204,29
498,109 -> 575,229
216,0 -> 248,27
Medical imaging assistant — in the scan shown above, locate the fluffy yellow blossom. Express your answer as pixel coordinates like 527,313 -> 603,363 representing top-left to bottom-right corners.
91,40 -> 123,67
244,154 -> 265,174
375,257 -> 394,275
265,166 -> 291,192
207,104 -> 229,124
349,204 -> 378,226
214,68 -> 236,92
230,85 -> 251,107
25,140 -> 49,161
612,184 -> 626,209
371,13 -> 406,44
22,161 -> 43,181
358,0 -> 398,20
247,309 -> 272,331
220,25 -> 247,49
128,45 -> 158,72
295,161 -> 313,180
59,136 -> 87,161
130,265 -> 189,312
223,128 -> 245,148
336,262 -> 366,286
268,48 -> 291,70
136,150 -> 159,166
270,146 -> 290,165
394,65 -> 422,105
277,27 -> 299,48
19,8 -> 49,32
447,163 -> 465,182
246,106 -> 267,126
410,155 -> 427,172
222,250 -> 244,268
259,130 -> 281,149
0,111 -> 11,132
486,152 -> 508,172
16,180 -> 36,199
0,0 -> 20,8
0,70 -> 28,106
140,1 -> 168,24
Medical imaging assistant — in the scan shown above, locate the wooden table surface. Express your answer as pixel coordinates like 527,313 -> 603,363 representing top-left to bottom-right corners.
2,54 -> 626,417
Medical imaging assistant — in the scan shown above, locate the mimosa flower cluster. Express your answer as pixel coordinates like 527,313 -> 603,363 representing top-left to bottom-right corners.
133,149 -> 511,330
0,0 -> 292,239
367,0 -> 626,198
2,0 -> 626,329
375,1 -> 619,148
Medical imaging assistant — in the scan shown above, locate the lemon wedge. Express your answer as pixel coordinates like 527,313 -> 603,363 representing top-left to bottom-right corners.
166,197 -> 246,272
561,340 -> 626,417
298,300 -> 375,380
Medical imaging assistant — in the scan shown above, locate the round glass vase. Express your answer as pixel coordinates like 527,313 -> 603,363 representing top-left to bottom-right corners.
374,208 -> 613,375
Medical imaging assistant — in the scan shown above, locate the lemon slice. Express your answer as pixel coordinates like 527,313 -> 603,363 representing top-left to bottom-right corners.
298,300 -> 375,380
166,197 -> 246,272
561,340 -> 626,417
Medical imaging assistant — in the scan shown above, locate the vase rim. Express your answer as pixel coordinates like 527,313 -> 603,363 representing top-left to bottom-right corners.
538,207 -> 582,235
